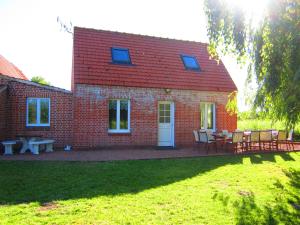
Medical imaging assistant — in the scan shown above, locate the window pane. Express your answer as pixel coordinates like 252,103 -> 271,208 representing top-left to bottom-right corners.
159,116 -> 164,123
28,99 -> 37,124
165,104 -> 170,111
207,104 -> 214,129
109,100 -> 117,129
40,99 -> 50,124
112,49 -> 130,63
200,103 -> 205,128
165,116 -> 170,123
120,100 -> 128,129
159,104 -> 164,111
183,56 -> 199,69
165,110 -> 170,117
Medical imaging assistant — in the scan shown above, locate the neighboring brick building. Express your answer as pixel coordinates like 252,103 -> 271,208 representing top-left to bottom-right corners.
0,55 -> 73,149
72,27 -> 237,149
1,26 -> 237,151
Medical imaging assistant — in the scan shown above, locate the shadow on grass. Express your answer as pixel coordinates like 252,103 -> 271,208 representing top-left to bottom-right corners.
213,168 -> 300,225
0,152 -> 298,207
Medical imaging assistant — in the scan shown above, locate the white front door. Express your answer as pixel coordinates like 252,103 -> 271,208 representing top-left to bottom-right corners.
158,101 -> 174,146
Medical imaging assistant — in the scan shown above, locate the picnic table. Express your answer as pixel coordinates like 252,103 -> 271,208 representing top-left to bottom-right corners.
16,134 -> 42,154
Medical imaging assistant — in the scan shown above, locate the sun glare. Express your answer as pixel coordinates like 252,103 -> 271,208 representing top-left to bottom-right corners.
224,0 -> 269,26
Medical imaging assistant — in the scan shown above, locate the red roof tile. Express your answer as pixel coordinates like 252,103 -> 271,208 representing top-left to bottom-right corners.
73,27 -> 237,92
0,54 -> 28,80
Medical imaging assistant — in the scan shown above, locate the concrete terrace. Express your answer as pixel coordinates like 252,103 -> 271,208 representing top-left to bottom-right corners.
1,143 -> 299,162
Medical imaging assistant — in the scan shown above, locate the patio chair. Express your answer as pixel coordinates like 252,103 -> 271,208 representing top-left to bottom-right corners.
193,130 -> 200,144
245,131 -> 260,151
203,129 -> 215,141
273,130 -> 287,151
226,131 -> 244,153
222,130 -> 233,139
259,130 -> 274,150
287,129 -> 294,151
198,131 -> 217,154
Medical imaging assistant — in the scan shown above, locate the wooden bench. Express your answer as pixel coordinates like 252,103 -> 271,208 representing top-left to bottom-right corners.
1,140 -> 18,155
28,139 -> 55,155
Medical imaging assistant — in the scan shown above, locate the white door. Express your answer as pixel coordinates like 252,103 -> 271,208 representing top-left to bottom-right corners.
158,101 -> 174,146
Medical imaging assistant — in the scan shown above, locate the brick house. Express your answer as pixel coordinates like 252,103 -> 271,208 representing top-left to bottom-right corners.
72,27 -> 237,149
0,26 -> 237,151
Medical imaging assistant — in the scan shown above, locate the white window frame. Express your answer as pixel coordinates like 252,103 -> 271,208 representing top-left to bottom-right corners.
26,98 -> 51,127
200,102 -> 216,131
108,99 -> 130,133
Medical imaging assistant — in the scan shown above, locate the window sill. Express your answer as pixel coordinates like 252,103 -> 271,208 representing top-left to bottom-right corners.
108,130 -> 131,136
25,126 -> 51,131
110,62 -> 135,66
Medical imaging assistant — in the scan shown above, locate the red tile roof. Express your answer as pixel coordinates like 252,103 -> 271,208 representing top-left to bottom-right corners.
73,27 -> 237,92
0,54 -> 28,80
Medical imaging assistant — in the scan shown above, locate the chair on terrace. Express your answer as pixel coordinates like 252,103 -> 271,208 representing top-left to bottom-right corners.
222,130 -> 233,139
245,131 -> 260,151
273,130 -> 287,151
198,131 -> 217,154
259,130 -> 274,150
226,131 -> 245,153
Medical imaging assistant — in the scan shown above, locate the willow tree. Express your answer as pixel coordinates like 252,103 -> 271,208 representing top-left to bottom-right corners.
204,0 -> 300,129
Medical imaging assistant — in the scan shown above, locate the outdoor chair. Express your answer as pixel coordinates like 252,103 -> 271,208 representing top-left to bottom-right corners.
198,131 -> 217,154
259,130 -> 274,150
226,131 -> 244,153
204,130 -> 215,141
287,129 -> 294,151
222,130 -> 233,139
245,131 -> 260,151
273,130 -> 287,151
193,130 -> 200,144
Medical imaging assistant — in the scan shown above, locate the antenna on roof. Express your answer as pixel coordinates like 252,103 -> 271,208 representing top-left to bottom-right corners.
57,16 -> 73,35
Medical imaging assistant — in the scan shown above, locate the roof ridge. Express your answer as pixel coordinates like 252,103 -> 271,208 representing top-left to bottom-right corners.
0,74 -> 72,94
74,26 -> 208,45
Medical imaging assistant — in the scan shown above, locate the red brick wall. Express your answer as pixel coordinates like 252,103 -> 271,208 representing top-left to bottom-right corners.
0,76 -> 237,150
73,84 -> 237,149
0,77 -> 73,148
0,86 -> 7,141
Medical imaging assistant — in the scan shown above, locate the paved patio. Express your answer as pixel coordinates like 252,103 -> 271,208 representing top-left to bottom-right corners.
0,143 -> 299,161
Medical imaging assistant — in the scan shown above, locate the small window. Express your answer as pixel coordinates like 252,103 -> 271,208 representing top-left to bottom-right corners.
200,102 -> 215,130
109,99 -> 130,133
111,47 -> 131,64
26,98 -> 50,126
181,55 -> 200,71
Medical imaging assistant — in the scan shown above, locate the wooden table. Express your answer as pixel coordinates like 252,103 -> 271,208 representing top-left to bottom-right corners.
16,134 -> 42,154
212,133 -> 229,151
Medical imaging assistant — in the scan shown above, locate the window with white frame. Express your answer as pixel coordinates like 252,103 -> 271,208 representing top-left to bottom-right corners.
109,99 -> 130,132
26,98 -> 50,126
200,102 -> 215,130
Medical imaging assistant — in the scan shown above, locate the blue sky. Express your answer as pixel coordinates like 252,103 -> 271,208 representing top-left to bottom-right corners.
0,0 -> 249,110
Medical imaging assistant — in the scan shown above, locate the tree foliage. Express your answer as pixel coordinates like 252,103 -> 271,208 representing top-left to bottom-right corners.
31,76 -> 51,86
204,0 -> 300,129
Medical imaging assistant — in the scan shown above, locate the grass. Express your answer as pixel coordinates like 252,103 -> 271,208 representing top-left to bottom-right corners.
0,153 -> 300,224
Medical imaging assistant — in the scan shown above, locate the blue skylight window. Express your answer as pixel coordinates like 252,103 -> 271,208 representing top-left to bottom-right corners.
111,47 -> 131,64
181,55 -> 201,71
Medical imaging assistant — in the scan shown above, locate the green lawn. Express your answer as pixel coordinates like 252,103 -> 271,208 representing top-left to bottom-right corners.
1,153 -> 300,224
